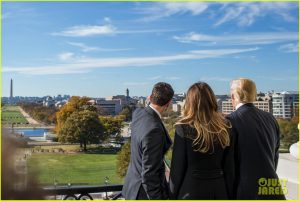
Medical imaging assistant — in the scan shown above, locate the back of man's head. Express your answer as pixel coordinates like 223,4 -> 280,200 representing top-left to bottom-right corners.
150,82 -> 174,106
231,78 -> 257,103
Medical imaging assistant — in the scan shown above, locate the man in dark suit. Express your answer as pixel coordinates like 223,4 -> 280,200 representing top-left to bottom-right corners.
227,78 -> 286,200
122,82 -> 174,200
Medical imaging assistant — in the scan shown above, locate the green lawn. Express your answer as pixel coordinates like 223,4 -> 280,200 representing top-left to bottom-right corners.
1,105 -> 28,124
27,153 -> 123,185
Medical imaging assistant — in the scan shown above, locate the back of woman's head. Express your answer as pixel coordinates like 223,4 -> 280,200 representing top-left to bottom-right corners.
178,82 -> 231,153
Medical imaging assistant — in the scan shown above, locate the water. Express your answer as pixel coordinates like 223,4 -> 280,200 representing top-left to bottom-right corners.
13,128 -> 50,137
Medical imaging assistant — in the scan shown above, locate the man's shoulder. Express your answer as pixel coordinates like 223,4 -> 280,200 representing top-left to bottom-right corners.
133,107 -> 144,116
226,105 -> 277,124
132,107 -> 161,129
257,108 -> 277,123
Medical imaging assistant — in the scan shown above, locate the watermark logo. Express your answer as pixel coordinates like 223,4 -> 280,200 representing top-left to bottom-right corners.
258,178 -> 288,195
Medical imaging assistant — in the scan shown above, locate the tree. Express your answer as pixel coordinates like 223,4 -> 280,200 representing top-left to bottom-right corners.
163,112 -> 180,162
56,96 -> 94,134
116,142 -> 131,178
277,118 -> 299,150
59,110 -> 104,151
20,103 -> 58,125
99,116 -> 124,143
119,107 -> 132,121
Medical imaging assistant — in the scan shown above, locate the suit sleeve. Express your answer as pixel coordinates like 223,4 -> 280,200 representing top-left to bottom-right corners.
169,126 -> 187,199
222,127 -> 236,199
141,127 -> 165,199
274,118 -> 280,170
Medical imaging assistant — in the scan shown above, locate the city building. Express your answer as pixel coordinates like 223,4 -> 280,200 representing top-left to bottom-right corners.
106,89 -> 138,108
216,95 -> 230,112
172,101 -> 185,113
95,99 -> 122,115
132,96 -> 147,107
43,96 -> 55,107
173,93 -> 186,102
272,91 -> 299,119
221,100 -> 234,115
221,99 -> 272,115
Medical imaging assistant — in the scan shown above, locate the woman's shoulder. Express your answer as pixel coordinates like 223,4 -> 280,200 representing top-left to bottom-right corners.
175,124 -> 196,138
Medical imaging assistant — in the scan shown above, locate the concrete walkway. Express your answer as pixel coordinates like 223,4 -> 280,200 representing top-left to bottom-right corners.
277,153 -> 299,200
18,106 -> 40,125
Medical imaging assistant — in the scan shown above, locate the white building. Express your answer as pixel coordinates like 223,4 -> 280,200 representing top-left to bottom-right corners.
221,100 -> 234,115
222,99 -> 272,115
43,96 -> 55,107
172,101 -> 185,113
272,91 -> 299,119
96,99 -> 122,115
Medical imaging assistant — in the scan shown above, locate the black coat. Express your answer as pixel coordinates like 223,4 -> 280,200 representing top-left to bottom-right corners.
169,124 -> 235,200
122,106 -> 172,200
226,103 -> 286,200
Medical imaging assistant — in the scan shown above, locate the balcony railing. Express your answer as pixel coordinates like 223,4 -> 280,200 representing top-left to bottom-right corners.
42,160 -> 171,200
42,184 -> 123,200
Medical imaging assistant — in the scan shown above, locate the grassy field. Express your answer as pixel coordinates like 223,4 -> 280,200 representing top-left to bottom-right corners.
1,105 -> 28,124
27,153 -> 123,185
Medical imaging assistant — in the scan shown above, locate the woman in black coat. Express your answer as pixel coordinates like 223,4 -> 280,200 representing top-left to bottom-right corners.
169,82 -> 235,200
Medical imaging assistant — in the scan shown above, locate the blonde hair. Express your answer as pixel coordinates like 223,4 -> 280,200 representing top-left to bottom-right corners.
231,78 -> 257,103
176,82 -> 231,153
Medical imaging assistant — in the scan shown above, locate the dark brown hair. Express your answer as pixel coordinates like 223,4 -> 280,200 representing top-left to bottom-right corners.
150,82 -> 174,106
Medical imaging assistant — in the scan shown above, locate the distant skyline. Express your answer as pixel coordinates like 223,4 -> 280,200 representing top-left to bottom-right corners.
2,2 -> 299,97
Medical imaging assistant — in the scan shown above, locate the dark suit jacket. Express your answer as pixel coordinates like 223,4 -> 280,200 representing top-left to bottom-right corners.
122,106 -> 172,200
227,103 -> 285,200
169,124 -> 235,200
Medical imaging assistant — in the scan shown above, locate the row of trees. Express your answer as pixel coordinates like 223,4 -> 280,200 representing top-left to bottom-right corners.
56,96 -> 126,151
20,103 -> 58,125
115,110 -> 299,179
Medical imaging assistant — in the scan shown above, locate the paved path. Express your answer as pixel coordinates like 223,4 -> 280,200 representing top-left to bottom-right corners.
18,106 -> 40,125
277,153 -> 299,200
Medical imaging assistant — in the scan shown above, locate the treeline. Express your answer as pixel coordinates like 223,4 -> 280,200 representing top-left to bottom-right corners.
116,112 -> 299,178
20,103 -> 58,125
277,117 -> 299,150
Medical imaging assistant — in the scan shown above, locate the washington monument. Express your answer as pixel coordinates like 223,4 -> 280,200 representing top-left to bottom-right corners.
10,78 -> 13,99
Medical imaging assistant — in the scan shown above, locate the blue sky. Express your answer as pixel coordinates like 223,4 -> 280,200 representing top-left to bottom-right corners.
2,2 -> 299,97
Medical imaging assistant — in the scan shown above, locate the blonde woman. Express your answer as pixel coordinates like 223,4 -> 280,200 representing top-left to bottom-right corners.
169,82 -> 234,200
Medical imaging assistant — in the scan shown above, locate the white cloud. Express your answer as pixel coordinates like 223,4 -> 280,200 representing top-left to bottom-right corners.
278,43 -> 298,53
67,42 -> 131,52
3,47 -> 258,75
174,32 -> 298,46
68,42 -> 132,52
53,24 -> 175,37
138,2 -> 208,21
137,2 -> 297,26
52,25 -> 117,37
214,2 -> 296,27
58,52 -> 74,61
67,42 -> 99,52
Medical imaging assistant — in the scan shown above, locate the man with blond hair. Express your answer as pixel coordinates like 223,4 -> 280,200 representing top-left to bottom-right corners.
227,78 -> 286,200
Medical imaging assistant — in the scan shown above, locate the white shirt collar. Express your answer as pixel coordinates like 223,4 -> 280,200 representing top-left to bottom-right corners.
149,104 -> 162,119
235,102 -> 245,110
